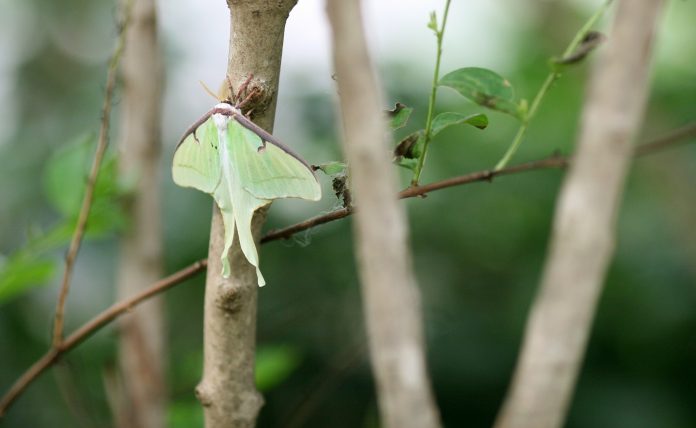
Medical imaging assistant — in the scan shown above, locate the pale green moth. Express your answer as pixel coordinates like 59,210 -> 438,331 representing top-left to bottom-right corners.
172,100 -> 321,286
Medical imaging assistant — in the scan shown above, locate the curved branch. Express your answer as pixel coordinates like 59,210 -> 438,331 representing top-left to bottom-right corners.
0,260 -> 206,417
115,0 -> 166,424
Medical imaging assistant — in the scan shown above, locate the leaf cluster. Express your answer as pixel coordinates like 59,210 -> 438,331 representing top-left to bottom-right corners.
0,135 -> 128,304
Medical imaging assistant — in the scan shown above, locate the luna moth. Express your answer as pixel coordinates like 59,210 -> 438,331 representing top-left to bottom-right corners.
172,83 -> 321,287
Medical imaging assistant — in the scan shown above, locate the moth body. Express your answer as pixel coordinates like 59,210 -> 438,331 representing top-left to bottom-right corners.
172,100 -> 321,286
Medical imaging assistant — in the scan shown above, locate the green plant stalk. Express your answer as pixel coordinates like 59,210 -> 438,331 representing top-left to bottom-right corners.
411,0 -> 452,186
494,0 -> 613,171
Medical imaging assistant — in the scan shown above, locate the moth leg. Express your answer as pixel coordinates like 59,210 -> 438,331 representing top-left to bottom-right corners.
237,87 -> 260,111
236,73 -> 254,103
226,75 -> 235,101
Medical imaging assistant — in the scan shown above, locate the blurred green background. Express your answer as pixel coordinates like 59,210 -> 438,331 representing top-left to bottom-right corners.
1,0 -> 695,427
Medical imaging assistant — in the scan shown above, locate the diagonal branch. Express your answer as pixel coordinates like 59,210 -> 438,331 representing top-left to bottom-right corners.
0,260 -> 206,417
194,2 -> 299,427
115,0 -> 166,425
262,121 -> 696,244
52,0 -> 133,348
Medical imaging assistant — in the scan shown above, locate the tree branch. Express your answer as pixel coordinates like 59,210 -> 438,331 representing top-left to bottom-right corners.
327,0 -> 441,427
115,0 -> 166,425
495,2 -> 666,427
195,1 -> 298,427
262,121 -> 696,244
52,0 -> 133,348
0,260 -> 206,418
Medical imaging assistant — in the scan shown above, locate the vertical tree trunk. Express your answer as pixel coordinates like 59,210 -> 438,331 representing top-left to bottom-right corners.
494,2 -> 665,428
195,1 -> 297,427
326,1 -> 441,428
115,0 -> 166,427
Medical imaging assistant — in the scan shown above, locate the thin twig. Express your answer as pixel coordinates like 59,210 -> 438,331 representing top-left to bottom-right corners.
0,260 -> 206,417
262,121 -> 696,243
494,0 -> 613,171
52,1 -> 134,348
412,0 -> 453,186
634,122 -> 696,156
260,207 -> 352,243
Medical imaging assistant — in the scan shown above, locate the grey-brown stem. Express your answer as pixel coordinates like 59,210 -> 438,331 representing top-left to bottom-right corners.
196,1 -> 297,427
326,1 -> 441,427
494,2 -> 666,428
115,0 -> 166,427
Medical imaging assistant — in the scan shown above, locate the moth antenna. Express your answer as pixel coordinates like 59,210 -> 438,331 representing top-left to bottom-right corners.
199,80 -> 222,102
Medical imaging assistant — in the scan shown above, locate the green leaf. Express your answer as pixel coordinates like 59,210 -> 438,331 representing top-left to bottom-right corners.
0,256 -> 55,304
386,102 -> 413,130
255,345 -> 302,392
0,220 -> 79,304
396,157 -> 419,171
393,130 -> 424,171
82,200 -> 128,237
431,112 -> 488,136
427,11 -> 438,33
44,134 -> 96,217
43,134 -> 126,237
439,67 -> 524,119
394,130 -> 424,160
312,161 -> 347,176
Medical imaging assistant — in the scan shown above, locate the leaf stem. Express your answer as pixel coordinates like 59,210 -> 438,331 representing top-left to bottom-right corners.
494,0 -> 613,171
411,0 -> 452,186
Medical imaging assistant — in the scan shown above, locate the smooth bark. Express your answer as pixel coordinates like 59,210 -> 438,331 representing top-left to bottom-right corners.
495,2 -> 666,428
195,1 -> 297,427
326,1 -> 441,427
115,0 -> 166,426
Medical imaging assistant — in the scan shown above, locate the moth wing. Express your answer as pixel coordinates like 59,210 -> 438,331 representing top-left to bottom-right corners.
223,188 -> 268,286
172,117 -> 221,194
225,120 -> 321,202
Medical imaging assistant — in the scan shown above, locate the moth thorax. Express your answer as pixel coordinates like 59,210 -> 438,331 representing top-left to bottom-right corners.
211,104 -> 231,130
212,111 -> 230,131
